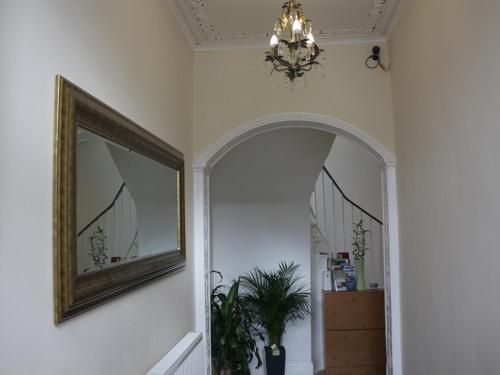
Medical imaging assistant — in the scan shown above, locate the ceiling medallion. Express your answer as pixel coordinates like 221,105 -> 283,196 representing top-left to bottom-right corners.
265,0 -> 323,82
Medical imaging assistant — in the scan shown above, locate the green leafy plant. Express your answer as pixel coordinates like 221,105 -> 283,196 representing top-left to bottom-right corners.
88,225 -> 108,267
240,262 -> 310,347
211,271 -> 263,375
352,219 -> 370,260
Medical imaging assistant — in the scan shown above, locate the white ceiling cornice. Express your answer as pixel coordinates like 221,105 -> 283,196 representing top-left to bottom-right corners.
194,35 -> 388,52
385,0 -> 409,39
166,0 -> 408,52
165,0 -> 197,48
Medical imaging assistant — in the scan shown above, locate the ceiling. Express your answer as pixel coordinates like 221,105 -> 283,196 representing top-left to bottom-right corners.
211,128 -> 335,203
166,0 -> 404,50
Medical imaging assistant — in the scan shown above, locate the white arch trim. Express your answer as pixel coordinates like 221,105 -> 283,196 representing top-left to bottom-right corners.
192,112 -> 402,375
194,112 -> 395,168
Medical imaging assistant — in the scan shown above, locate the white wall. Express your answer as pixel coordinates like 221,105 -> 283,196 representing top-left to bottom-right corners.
193,44 -> 395,160
0,1 -> 194,374
325,136 -> 383,220
390,0 -> 500,374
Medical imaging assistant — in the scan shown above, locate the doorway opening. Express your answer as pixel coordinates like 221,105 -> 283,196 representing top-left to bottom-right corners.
193,113 -> 401,375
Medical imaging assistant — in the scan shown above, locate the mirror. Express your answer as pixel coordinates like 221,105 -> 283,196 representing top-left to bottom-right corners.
76,127 -> 179,274
54,76 -> 185,323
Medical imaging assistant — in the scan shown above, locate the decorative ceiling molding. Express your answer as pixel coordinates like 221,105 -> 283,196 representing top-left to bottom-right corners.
166,0 -> 406,51
165,0 -> 197,48
315,0 -> 389,37
385,0 -> 409,39
190,0 -> 217,42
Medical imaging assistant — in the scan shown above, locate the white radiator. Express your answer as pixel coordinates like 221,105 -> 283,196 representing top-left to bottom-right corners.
146,332 -> 204,375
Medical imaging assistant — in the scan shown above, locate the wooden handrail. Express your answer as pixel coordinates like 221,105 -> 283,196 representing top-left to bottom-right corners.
322,166 -> 383,225
77,183 -> 126,236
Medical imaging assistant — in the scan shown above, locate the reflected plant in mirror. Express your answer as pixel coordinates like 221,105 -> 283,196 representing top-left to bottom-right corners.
87,225 -> 109,270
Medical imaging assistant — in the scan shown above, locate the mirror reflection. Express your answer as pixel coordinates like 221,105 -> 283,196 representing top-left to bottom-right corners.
76,127 -> 179,274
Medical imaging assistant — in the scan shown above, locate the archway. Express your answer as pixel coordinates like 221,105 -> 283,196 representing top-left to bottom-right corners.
193,112 -> 402,375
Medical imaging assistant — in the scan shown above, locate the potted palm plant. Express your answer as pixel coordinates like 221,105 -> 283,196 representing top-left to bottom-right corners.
211,272 -> 263,375
241,262 -> 310,375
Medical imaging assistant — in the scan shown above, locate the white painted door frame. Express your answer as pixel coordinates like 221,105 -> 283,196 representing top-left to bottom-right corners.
193,112 -> 402,375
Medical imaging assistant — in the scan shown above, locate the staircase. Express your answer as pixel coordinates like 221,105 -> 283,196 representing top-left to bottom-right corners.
310,166 -> 384,285
310,166 -> 385,373
77,183 -> 139,274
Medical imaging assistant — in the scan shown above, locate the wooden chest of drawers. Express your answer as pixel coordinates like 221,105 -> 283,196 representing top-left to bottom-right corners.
323,290 -> 386,375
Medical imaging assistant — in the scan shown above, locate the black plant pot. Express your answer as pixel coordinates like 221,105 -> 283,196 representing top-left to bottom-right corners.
264,346 -> 286,375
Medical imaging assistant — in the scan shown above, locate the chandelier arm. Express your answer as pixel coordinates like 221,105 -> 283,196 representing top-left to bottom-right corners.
274,66 -> 290,73
299,61 -> 320,71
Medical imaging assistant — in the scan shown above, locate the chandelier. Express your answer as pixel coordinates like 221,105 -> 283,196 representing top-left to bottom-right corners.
265,0 -> 323,82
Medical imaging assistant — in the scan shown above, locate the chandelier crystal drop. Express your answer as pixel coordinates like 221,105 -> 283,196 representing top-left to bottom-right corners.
265,0 -> 323,82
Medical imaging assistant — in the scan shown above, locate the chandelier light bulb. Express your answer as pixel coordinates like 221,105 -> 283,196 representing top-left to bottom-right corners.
307,32 -> 315,44
292,18 -> 302,33
270,34 -> 279,47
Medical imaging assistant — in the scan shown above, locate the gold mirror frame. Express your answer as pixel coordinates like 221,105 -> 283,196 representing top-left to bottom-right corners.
53,76 -> 186,324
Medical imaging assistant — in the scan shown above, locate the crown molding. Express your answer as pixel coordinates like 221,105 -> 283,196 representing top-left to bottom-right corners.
194,35 -> 388,52
165,0 -> 197,49
166,0 -> 401,52
385,0 -> 409,40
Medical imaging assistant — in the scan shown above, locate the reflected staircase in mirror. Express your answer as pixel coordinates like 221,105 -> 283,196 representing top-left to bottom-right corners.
77,182 -> 139,273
